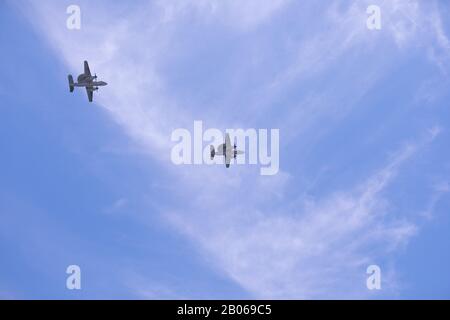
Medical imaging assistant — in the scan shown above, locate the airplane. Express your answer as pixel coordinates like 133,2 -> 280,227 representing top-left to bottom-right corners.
210,133 -> 244,168
68,61 -> 107,102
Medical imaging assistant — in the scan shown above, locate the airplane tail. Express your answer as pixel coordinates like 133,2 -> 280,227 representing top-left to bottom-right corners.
210,145 -> 215,160
68,75 -> 74,92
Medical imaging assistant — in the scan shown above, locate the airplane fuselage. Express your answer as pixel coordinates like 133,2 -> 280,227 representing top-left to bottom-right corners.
75,73 -> 107,87
77,73 -> 94,82
216,143 -> 235,158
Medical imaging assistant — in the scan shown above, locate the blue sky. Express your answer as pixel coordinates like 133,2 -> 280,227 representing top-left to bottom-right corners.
1,0 -> 450,299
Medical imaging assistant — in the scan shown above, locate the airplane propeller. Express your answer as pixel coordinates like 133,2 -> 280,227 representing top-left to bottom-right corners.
233,144 -> 244,158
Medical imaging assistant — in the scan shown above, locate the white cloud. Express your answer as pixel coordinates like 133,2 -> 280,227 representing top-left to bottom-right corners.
156,0 -> 289,31
420,181 -> 450,220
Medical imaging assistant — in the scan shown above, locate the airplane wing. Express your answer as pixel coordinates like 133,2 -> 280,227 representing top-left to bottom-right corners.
84,61 -> 92,77
224,134 -> 232,168
225,154 -> 231,168
86,87 -> 93,102
225,133 -> 232,150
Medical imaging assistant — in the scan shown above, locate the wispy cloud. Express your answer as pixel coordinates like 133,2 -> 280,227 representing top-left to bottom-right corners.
156,0 -> 289,31
13,0 -> 450,298
420,181 -> 450,220
166,129 -> 438,298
